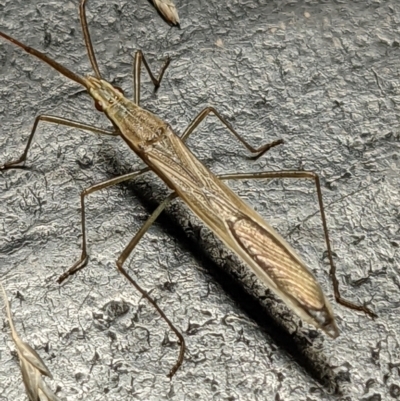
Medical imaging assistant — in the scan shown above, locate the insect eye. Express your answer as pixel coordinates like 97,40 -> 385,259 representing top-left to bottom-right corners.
114,86 -> 124,96
95,100 -> 104,112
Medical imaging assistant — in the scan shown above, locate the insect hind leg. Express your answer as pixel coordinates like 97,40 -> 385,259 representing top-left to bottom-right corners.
217,170 -> 377,319
114,192 -> 185,378
180,106 -> 284,159
133,50 -> 171,105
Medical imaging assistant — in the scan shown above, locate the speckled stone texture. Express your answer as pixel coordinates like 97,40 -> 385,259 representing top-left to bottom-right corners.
0,0 -> 399,400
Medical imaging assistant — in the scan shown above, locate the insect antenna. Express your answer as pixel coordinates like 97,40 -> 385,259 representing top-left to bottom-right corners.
80,0 -> 102,80
0,31 -> 88,89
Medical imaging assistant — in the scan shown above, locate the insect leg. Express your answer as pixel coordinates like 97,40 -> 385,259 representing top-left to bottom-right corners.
217,170 -> 377,318
0,115 -> 117,170
180,107 -> 283,159
57,167 -> 151,284
60,185 -> 184,377
133,50 -> 171,105
115,192 -> 185,378
80,0 -> 170,92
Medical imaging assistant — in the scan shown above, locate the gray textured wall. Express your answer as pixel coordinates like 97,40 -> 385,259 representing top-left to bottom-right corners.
0,0 -> 399,400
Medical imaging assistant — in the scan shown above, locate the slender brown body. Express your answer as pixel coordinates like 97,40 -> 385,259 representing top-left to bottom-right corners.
88,78 -> 339,337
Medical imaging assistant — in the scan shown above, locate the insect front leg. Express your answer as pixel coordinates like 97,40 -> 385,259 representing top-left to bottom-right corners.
57,167 -> 151,284
133,50 -> 171,105
0,115 -> 117,170
217,170 -> 377,319
180,106 -> 284,159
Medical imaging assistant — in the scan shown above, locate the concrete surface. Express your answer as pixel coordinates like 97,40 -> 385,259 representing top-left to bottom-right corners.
0,0 -> 399,400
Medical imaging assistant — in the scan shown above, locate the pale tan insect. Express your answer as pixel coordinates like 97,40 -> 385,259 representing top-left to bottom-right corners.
0,281 -> 60,401
0,0 -> 375,377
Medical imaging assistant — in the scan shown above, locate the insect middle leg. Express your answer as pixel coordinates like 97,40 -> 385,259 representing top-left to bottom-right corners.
0,115 -> 117,170
57,166 -> 151,283
217,170 -> 377,318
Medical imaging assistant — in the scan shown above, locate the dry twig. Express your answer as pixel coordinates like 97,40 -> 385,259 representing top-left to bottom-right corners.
0,281 -> 61,401
152,0 -> 180,27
